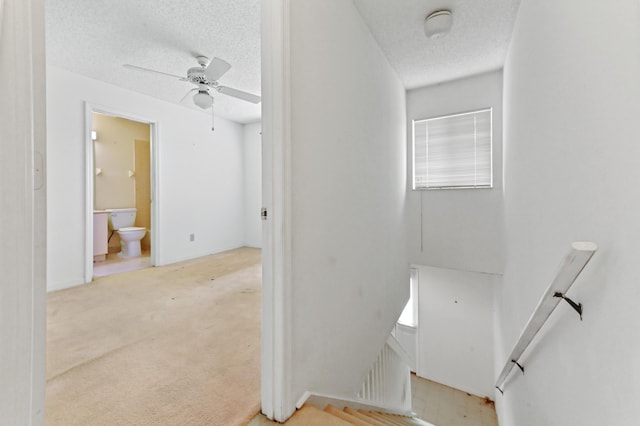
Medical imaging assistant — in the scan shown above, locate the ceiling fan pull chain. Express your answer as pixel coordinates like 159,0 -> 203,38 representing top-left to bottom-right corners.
211,99 -> 215,132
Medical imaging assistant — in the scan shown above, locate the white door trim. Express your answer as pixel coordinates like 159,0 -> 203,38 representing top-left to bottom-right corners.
84,103 -> 160,283
261,0 -> 295,421
0,0 -> 46,423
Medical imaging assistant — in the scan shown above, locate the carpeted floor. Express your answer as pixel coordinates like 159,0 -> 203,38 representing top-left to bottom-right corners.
46,247 -> 262,426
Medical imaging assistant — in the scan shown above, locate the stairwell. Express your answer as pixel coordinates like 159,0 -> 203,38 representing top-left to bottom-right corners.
274,404 -> 435,426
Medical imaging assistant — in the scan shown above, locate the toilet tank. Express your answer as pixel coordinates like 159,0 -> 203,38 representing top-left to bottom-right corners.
105,208 -> 137,230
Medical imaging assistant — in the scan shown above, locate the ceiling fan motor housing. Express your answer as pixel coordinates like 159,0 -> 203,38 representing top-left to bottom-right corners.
186,67 -> 214,85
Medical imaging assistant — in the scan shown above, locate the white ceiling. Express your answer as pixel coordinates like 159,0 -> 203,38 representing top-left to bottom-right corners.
45,1 -> 521,124
353,0 -> 522,89
45,0 -> 262,124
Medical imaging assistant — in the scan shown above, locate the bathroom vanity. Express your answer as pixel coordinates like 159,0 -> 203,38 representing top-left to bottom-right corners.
93,211 -> 108,261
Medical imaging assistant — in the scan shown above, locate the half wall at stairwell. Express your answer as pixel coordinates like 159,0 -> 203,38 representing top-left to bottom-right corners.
285,0 -> 409,414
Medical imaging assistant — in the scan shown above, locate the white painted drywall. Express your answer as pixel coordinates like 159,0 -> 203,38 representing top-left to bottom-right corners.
0,0 -> 46,422
288,0 -> 408,404
243,122 -> 262,248
407,71 -> 504,274
416,265 -> 496,398
47,66 -> 246,291
497,0 -> 640,424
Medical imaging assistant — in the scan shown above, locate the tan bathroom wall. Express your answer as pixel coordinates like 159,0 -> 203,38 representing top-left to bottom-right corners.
134,139 -> 151,249
93,113 -> 150,210
93,114 -> 150,252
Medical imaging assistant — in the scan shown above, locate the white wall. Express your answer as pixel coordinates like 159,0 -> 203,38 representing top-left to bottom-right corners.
416,266 -> 496,398
47,66 -> 246,291
407,71 -> 504,274
394,324 -> 417,372
497,0 -> 640,424
243,122 -> 262,248
288,0 -> 408,403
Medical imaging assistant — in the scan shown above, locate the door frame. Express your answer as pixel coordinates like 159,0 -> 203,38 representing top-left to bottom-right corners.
84,103 -> 160,282
261,0 -> 295,421
0,0 -> 47,422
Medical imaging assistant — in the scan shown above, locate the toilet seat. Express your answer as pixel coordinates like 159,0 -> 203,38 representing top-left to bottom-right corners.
118,226 -> 146,232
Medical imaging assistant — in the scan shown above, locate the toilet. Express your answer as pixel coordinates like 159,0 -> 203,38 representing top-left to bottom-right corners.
105,208 -> 147,258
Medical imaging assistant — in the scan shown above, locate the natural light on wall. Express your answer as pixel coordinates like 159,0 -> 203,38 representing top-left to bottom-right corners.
412,108 -> 492,189
398,268 -> 419,327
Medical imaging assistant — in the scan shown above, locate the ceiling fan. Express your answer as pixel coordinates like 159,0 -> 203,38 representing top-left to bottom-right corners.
123,55 -> 260,129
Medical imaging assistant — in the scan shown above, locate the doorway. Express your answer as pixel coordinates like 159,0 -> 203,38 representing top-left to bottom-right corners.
85,104 -> 159,281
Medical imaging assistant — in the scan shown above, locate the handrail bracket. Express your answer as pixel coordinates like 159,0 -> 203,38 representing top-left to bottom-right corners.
553,292 -> 583,320
511,360 -> 525,374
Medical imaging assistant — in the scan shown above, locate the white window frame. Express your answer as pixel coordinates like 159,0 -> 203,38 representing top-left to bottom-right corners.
412,108 -> 493,190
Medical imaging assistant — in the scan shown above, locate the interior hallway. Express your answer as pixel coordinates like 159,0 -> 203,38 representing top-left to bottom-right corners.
46,247 -> 262,425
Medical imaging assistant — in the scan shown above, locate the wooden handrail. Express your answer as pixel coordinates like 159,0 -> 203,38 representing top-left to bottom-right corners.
495,241 -> 597,393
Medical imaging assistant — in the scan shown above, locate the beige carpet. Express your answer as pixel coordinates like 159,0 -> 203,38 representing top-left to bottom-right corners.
46,247 -> 262,426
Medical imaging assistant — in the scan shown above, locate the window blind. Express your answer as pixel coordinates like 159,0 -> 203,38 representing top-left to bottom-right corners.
413,108 -> 492,189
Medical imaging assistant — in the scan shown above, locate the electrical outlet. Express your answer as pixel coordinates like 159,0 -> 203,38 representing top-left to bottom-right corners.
189,233 -> 195,242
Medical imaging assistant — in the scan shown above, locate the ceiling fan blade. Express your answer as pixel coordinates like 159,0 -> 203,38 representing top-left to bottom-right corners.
179,88 -> 198,104
217,86 -> 261,104
123,64 -> 184,79
204,57 -> 231,81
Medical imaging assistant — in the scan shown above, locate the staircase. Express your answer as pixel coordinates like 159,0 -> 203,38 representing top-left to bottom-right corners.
284,404 -> 434,426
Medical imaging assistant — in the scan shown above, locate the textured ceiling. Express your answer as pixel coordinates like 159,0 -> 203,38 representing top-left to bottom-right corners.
46,1 -> 521,124
353,0 -> 522,89
46,0 -> 261,123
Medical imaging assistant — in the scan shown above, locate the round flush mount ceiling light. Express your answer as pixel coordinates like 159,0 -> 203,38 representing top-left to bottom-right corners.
424,10 -> 453,39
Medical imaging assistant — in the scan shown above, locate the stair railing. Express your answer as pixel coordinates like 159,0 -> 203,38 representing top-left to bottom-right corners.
356,334 -> 413,412
495,241 -> 597,393
296,333 -> 414,416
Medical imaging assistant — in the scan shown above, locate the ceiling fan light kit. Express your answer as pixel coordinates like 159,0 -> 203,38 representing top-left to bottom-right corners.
193,91 -> 213,109
424,10 -> 453,39
123,55 -> 260,131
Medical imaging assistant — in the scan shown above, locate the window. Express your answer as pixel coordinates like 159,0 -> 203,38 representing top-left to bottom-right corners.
412,108 -> 492,189
398,268 -> 418,327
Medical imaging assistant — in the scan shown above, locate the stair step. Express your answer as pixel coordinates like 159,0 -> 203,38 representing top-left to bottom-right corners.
403,418 -> 435,426
288,404 -> 435,426
343,407 -> 387,426
325,405 -> 373,426
287,405 -> 352,425
358,410 -> 434,426
359,411 -> 408,426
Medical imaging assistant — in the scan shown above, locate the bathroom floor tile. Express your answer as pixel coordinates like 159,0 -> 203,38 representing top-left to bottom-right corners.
93,250 -> 151,277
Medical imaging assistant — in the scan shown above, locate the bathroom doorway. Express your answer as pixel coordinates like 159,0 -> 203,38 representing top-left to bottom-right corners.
85,104 -> 159,281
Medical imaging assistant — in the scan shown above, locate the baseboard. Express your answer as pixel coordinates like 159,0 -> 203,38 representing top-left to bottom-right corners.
47,278 -> 87,293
